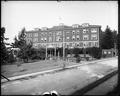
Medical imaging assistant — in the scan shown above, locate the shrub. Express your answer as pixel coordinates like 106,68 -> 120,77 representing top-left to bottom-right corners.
76,56 -> 81,63
7,53 -> 16,63
86,47 -> 102,59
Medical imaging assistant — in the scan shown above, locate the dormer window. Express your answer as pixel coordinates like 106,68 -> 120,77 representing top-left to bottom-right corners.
41,27 -> 48,31
81,23 -> 89,27
72,24 -> 79,28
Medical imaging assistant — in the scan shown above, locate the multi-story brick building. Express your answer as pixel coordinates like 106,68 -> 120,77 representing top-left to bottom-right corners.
25,23 -> 101,49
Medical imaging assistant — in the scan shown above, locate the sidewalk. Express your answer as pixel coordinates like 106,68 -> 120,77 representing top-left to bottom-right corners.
1,57 -> 117,83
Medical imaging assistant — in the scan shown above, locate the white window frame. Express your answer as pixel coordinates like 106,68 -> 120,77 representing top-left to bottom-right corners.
33,43 -> 38,48
91,28 -> 97,33
44,37 -> 47,41
49,37 -> 52,42
28,33 -> 32,37
91,34 -> 97,40
72,35 -> 75,40
104,51 -> 107,54
83,35 -> 89,40
76,30 -> 80,34
66,37 -> 70,40
56,36 -> 61,41
57,31 -> 62,35
95,42 -> 99,47
33,38 -> 38,42
49,32 -> 52,36
66,31 -> 69,34
72,30 -> 75,34
108,51 -> 111,54
83,29 -> 89,34
76,35 -> 80,40
33,33 -> 38,37
41,38 -> 43,41
27,38 -> 32,43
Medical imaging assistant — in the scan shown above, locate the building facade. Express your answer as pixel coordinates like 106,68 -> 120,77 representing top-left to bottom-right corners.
25,23 -> 101,49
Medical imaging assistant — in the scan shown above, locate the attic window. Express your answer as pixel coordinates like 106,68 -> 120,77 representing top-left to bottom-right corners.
72,24 -> 79,28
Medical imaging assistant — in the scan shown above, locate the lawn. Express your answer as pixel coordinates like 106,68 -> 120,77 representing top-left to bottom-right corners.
1,59 -> 83,78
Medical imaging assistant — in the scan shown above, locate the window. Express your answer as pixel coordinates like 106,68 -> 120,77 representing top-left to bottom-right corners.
27,38 -> 32,43
72,35 -> 75,40
33,43 -> 38,48
81,23 -> 89,27
83,42 -> 89,47
44,37 -> 47,41
49,32 -> 52,36
27,33 -> 32,37
41,38 -> 43,41
33,38 -> 38,42
79,43 -> 83,47
72,30 -> 75,34
91,42 -> 94,47
83,29 -> 89,34
66,37 -> 70,40
76,30 -> 80,34
33,33 -> 38,37
72,24 -> 79,28
91,28 -> 97,33
66,43 -> 70,48
72,43 -> 75,47
56,36 -> 61,41
108,51 -> 111,54
76,35 -> 80,40
49,37 -> 52,42
89,42 -> 91,47
56,31 -> 62,35
91,34 -> 97,40
76,43 -> 80,47
83,43 -> 86,47
95,42 -> 99,47
41,32 -> 44,36
66,31 -> 69,34
104,51 -> 107,54
83,35 -> 89,40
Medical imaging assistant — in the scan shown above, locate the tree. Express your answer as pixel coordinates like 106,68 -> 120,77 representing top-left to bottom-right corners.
1,27 -> 9,65
112,30 -> 118,49
11,36 -> 19,48
101,26 -> 114,49
12,28 -> 33,62
73,48 -> 80,58
86,47 -> 102,59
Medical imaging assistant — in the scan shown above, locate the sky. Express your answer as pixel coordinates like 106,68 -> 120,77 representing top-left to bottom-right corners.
2,1 -> 118,43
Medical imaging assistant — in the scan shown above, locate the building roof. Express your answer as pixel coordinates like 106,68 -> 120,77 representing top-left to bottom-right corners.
25,24 -> 101,33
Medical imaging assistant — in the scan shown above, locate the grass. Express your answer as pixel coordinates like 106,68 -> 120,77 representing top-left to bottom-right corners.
1,59 -> 65,78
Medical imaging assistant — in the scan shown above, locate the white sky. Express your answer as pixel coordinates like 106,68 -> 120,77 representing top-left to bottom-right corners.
2,1 -> 118,43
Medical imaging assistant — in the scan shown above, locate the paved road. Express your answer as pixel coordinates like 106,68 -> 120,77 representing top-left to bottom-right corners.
1,57 -> 118,95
